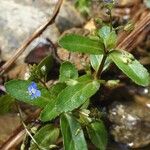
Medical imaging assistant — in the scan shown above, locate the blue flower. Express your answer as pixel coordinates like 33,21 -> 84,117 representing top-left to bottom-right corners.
28,82 -> 41,99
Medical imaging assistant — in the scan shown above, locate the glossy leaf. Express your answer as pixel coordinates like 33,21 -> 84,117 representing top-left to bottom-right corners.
59,61 -> 78,82
87,121 -> 108,150
90,54 -> 111,72
37,55 -> 53,76
49,82 -> 67,99
0,95 -> 15,114
40,80 -> 100,121
30,124 -> 59,150
59,34 -> 104,54
98,26 -> 117,49
109,50 -> 150,86
99,26 -> 111,39
5,80 -> 51,108
61,113 -> 87,150
77,74 -> 92,82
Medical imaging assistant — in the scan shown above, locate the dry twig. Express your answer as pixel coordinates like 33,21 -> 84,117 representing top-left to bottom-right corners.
117,11 -> 150,51
0,109 -> 41,150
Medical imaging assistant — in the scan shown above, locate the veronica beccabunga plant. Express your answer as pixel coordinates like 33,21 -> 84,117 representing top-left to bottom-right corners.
3,1 -> 150,150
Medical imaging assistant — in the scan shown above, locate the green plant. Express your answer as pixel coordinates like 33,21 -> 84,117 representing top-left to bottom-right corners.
75,0 -> 91,15
1,1 -> 150,150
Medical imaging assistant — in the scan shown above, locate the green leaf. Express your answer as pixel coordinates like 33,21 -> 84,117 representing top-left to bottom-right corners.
37,55 -> 53,76
90,54 -> 111,72
40,80 -> 100,121
0,95 -> 15,114
29,55 -> 53,81
59,34 -> 104,54
30,124 -> 59,150
49,83 -> 67,99
99,26 -> 111,39
61,113 -> 87,150
109,50 -> 150,86
5,80 -> 51,108
59,61 -> 78,82
87,121 -> 108,150
98,26 -> 117,49
77,74 -> 93,82
75,0 -> 91,14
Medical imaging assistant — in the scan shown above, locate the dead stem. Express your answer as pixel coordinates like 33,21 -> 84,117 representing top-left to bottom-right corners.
0,109 -> 41,150
117,11 -> 150,51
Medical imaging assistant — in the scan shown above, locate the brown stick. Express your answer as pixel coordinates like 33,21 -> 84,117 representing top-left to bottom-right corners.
0,109 -> 41,150
0,0 -> 63,75
117,11 -> 150,50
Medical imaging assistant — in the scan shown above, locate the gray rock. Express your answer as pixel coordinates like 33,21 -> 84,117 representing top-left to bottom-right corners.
55,1 -> 85,32
0,0 -> 60,63
108,100 -> 150,148
0,0 -> 84,64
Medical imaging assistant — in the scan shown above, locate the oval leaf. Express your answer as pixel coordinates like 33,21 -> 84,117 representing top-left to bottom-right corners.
87,121 -> 108,150
59,34 -> 104,54
98,26 -> 117,49
61,113 -> 87,150
59,61 -> 78,82
40,80 -> 100,121
30,124 -> 59,150
109,50 -> 150,86
5,80 -> 51,108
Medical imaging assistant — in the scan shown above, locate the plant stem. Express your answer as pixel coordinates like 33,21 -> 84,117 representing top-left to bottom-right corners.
109,9 -> 113,31
95,53 -> 107,79
38,78 -> 49,90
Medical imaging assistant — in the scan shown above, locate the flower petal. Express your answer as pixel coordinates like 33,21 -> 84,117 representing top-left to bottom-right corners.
35,90 -> 41,97
31,82 -> 37,89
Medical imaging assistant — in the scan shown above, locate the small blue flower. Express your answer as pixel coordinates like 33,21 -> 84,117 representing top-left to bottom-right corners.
28,82 -> 41,99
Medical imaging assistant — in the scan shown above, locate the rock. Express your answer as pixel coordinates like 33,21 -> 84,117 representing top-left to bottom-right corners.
0,113 -> 20,146
0,0 -> 85,64
108,99 -> 150,148
55,1 -> 85,32
0,0 -> 60,63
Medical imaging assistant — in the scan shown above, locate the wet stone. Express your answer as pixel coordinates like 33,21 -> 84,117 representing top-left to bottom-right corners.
108,101 -> 150,148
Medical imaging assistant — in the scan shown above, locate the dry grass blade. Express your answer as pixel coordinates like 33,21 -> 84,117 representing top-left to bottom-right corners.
117,11 -> 150,51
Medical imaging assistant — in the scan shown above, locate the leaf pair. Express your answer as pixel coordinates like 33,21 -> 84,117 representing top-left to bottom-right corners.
59,28 -> 150,86
30,124 -> 59,150
61,113 -> 108,150
40,79 -> 100,121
